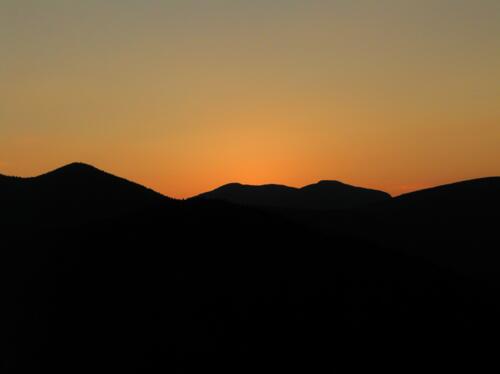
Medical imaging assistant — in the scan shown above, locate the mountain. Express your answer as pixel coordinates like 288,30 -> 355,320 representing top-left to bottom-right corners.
374,177 -> 500,274
1,164 -> 499,372
194,180 -> 391,210
307,177 -> 500,276
0,162 -> 172,225
392,176 -> 500,209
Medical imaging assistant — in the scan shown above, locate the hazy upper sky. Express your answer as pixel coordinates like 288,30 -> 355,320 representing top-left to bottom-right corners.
1,0 -> 499,197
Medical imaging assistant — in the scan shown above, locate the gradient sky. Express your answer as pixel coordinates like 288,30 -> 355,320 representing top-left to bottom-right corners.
1,0 -> 499,197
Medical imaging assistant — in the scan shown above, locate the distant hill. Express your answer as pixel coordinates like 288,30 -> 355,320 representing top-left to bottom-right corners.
194,180 -> 391,210
0,162 -> 172,225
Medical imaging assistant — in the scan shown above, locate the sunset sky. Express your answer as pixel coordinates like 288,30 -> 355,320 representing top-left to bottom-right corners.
1,0 -> 499,198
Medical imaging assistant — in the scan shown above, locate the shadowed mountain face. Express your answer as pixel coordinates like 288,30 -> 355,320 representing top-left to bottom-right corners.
372,177 -> 500,274
195,180 -> 391,210
1,163 -> 499,372
307,177 -> 500,276
393,176 -> 500,208
0,162 -> 171,226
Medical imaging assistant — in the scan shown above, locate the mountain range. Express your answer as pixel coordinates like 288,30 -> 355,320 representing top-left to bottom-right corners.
195,180 -> 391,210
1,162 -> 499,372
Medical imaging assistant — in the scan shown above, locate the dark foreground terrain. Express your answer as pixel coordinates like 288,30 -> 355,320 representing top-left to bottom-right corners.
1,163 -> 499,372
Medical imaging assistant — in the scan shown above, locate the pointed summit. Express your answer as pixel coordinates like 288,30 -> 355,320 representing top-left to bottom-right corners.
62,161 -> 96,169
38,162 -> 108,179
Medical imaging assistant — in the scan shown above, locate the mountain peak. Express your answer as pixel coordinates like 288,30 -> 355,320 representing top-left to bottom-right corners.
318,179 -> 341,183
43,162 -> 101,176
0,163 -> 100,181
314,180 -> 346,186
218,182 -> 244,189
1,162 -> 172,226
63,162 -> 97,170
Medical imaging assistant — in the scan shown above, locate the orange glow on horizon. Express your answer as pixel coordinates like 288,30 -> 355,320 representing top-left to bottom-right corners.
1,1 -> 499,196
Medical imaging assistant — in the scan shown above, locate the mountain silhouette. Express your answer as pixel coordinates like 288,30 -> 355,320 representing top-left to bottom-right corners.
393,176 -> 500,208
0,162 -> 171,225
371,177 -> 500,274
195,180 -> 391,210
302,177 -> 500,276
1,164 -> 499,372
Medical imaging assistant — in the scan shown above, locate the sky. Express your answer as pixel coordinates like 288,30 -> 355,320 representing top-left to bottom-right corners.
1,0 -> 499,198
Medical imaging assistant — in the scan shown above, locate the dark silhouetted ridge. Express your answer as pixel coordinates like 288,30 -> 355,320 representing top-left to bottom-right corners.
195,180 -> 391,210
395,176 -> 500,205
0,162 -> 173,225
359,176 -> 500,274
